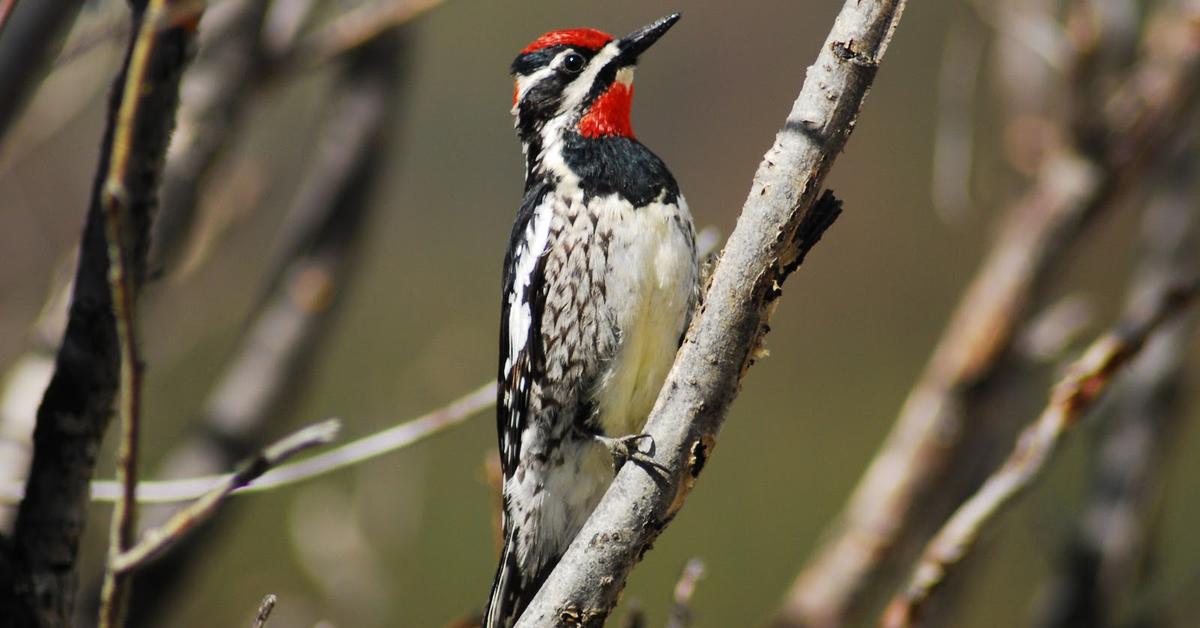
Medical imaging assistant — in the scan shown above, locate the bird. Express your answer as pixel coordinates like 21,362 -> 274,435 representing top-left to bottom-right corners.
485,13 -> 698,628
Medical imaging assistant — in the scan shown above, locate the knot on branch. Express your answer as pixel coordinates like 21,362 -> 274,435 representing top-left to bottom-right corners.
557,604 -> 606,627
831,40 -> 880,68
772,190 -> 843,301
688,437 -> 711,479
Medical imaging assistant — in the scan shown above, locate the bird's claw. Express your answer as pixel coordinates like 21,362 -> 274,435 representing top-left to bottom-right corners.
594,432 -> 655,469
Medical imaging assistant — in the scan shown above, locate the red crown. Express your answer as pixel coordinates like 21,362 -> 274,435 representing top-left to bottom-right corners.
520,28 -> 613,55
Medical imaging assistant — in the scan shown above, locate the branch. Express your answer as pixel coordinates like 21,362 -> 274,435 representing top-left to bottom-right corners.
109,419 -> 339,574
0,0 -> 18,35
252,593 -> 277,628
0,259 -> 73,533
96,0 -> 170,615
101,26 -> 411,627
269,0 -> 446,72
0,0 -> 198,622
881,281 -> 1199,628
153,0 -> 449,276
0,381 -> 492,509
1035,138 -> 1199,628
779,8 -> 1200,624
148,0 -> 273,275
0,0 -> 83,142
665,558 -> 705,628
515,2 -> 906,624
86,382 -> 490,505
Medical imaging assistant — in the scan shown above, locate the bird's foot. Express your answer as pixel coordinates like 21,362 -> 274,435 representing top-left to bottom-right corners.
594,432 -> 656,470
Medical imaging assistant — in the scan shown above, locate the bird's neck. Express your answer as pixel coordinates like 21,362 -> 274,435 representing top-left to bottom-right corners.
517,81 -> 637,189
578,82 -> 634,139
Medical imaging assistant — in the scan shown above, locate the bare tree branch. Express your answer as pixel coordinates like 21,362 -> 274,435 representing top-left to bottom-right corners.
514,2 -> 907,624
21,381 -> 489,506
252,593 -> 277,628
148,0 -> 272,275
95,0 -> 172,615
881,281 -> 1199,628
110,419 -> 339,574
0,260 -> 73,533
0,0 -> 198,622
779,8 -> 1200,624
90,24 -> 412,628
665,558 -> 705,628
1035,140 -> 1198,628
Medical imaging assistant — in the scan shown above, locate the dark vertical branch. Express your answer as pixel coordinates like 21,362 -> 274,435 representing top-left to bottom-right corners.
0,0 -> 199,624
112,27 -> 409,628
0,263 -> 73,534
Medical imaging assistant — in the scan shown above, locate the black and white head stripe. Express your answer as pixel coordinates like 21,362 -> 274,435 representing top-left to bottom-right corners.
509,15 -> 681,190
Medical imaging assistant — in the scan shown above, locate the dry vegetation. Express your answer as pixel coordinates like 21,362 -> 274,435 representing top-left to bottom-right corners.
0,0 -> 1197,627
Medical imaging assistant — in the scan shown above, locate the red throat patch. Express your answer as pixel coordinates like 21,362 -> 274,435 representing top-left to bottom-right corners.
578,83 -> 635,138
521,28 -> 613,55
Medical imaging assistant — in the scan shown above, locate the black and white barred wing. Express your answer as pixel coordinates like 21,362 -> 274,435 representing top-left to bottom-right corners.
497,183 -> 554,479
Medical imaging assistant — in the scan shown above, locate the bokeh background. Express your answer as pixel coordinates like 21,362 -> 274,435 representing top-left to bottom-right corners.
1,1 -> 1198,627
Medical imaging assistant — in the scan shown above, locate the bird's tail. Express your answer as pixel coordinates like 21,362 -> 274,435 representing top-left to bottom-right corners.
484,532 -> 555,628
484,534 -> 525,628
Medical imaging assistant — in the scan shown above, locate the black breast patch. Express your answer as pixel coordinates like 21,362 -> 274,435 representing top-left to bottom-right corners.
561,133 -> 680,207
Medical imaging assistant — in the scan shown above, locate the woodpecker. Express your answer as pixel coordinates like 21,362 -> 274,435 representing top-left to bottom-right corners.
485,13 -> 698,628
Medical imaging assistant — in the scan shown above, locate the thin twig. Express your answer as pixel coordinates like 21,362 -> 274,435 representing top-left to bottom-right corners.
252,593 -> 277,628
515,1 -> 905,623
96,105 -> 145,628
110,419 -> 339,574
96,0 -> 202,624
665,558 -> 706,628
77,382 -> 491,505
881,281 -> 1199,628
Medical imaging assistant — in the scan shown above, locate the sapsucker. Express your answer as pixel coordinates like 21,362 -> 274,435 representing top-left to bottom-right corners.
484,13 -> 698,628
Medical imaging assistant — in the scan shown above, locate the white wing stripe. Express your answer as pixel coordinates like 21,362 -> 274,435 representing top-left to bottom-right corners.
506,199 -> 554,367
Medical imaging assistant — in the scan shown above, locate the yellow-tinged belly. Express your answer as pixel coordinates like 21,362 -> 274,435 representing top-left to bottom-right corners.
593,199 -> 695,437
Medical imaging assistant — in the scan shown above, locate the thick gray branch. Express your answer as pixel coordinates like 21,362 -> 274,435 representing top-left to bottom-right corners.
514,2 -> 906,625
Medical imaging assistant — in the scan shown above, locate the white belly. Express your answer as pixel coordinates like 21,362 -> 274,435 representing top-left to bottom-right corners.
591,195 -> 697,437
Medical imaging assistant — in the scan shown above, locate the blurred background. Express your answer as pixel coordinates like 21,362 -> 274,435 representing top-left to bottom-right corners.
1,0 -> 1198,626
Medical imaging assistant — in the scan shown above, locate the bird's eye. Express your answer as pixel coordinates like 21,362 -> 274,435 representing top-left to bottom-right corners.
561,53 -> 586,74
